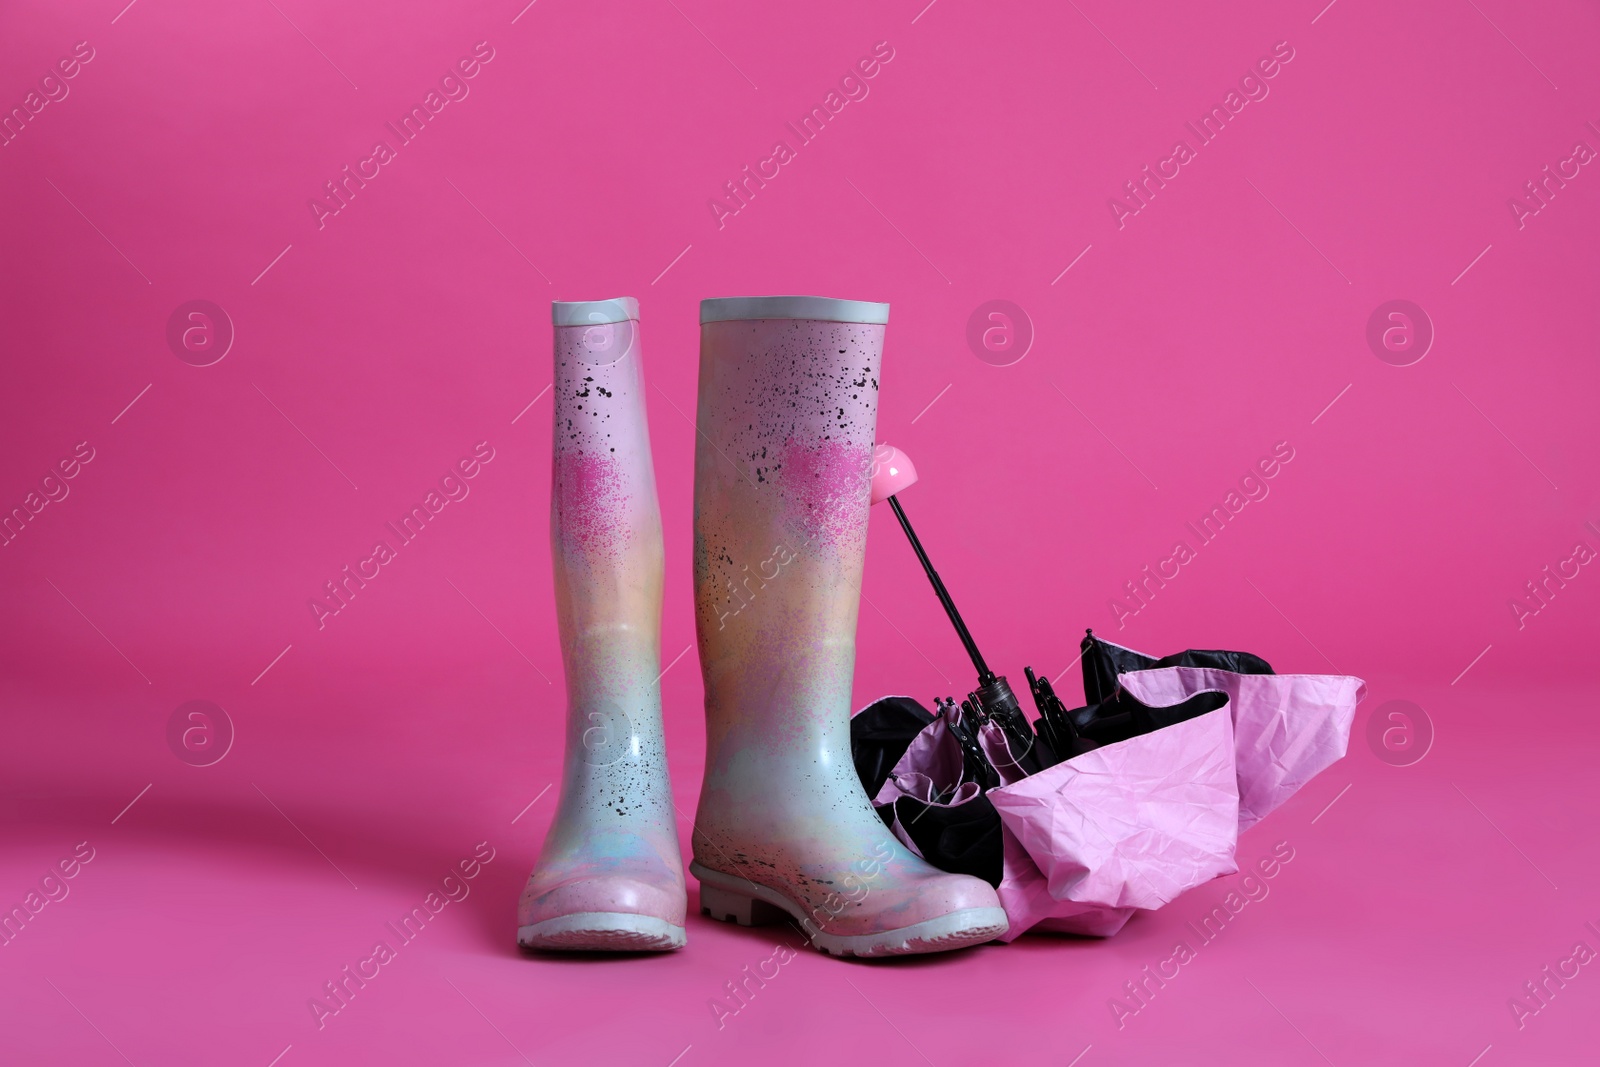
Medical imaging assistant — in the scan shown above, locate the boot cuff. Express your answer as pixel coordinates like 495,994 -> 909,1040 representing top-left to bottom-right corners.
700,296 -> 889,324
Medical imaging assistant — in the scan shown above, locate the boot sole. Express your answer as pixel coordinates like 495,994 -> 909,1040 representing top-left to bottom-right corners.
690,861 -> 1007,958
517,912 -> 686,953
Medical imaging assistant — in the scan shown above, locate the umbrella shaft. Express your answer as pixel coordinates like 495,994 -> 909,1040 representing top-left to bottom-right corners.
887,495 -> 991,680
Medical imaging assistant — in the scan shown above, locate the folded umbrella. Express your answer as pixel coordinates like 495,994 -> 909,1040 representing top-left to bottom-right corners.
861,690 -> 1244,939
850,643 -> 1363,939
849,448 -> 1362,940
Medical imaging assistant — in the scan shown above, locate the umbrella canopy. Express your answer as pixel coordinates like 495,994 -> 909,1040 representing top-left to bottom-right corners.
849,635 -> 1363,939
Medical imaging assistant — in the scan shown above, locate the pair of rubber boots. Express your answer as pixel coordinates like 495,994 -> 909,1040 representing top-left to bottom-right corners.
516,296 -> 1007,958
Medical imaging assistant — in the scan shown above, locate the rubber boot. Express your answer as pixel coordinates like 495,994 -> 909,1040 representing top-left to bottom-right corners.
517,298 -> 687,951
687,295 -> 1008,957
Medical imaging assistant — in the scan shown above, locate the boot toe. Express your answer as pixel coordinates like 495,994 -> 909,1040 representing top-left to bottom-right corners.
518,871 -> 686,929
857,867 -> 1006,936
912,869 -> 1005,919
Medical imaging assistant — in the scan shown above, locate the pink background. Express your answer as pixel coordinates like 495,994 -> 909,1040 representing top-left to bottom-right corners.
2,0 -> 1597,1064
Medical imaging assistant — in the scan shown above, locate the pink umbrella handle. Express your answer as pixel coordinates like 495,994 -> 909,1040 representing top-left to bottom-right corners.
869,444 -> 918,505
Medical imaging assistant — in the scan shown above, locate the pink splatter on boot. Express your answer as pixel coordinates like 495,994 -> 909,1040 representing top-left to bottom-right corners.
517,298 -> 687,952
688,296 -> 1008,957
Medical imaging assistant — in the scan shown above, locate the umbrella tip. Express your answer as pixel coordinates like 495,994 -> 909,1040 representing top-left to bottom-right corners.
870,443 -> 918,505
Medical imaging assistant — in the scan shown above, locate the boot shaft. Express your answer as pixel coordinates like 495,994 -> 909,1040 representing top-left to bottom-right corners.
692,297 -> 890,765
550,298 -> 664,754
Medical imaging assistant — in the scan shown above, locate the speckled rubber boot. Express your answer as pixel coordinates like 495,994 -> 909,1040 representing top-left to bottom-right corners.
517,299 -> 686,952
688,297 -> 1007,958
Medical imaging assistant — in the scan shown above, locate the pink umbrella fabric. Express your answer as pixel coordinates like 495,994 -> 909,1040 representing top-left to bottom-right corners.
876,713 -> 966,804
995,830 -> 1136,940
871,713 -> 986,861
1116,666 -> 1364,832
988,707 -> 1240,911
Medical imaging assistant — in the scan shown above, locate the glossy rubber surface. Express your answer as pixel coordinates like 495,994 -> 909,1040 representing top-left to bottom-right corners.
689,308 -> 1007,956
517,304 -> 686,951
